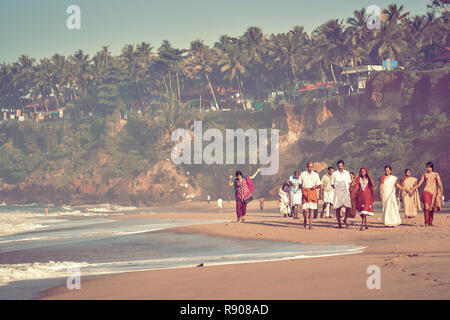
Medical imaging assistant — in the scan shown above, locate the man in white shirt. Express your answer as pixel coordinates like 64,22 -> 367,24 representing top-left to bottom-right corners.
288,171 -> 302,219
300,162 -> 321,230
331,160 -> 352,228
217,198 -> 223,213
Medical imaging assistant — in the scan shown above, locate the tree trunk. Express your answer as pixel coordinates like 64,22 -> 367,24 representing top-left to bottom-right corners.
136,81 -> 144,107
330,64 -> 337,83
205,72 -> 219,110
54,95 -> 60,111
291,63 -> 298,83
168,70 -> 175,102
176,72 -> 181,103
162,74 -> 170,96
236,73 -> 246,110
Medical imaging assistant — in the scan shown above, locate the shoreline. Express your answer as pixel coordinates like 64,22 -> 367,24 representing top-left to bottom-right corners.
37,200 -> 450,299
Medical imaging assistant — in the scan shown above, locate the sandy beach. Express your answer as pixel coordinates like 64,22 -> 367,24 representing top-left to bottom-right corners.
40,200 -> 450,300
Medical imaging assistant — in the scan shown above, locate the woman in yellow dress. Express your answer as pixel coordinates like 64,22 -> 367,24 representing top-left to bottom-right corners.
399,169 -> 421,219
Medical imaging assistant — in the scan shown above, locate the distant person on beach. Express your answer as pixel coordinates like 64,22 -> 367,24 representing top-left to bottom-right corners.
228,168 -> 261,223
380,165 -> 410,227
57,209 -> 61,216
207,195 -> 211,204
355,167 -> 375,231
331,160 -> 352,228
288,171 -> 302,219
259,197 -> 265,215
320,167 -> 334,218
411,162 -> 444,226
399,169 -> 421,220
217,198 -> 223,213
349,172 -> 358,219
44,207 -> 48,217
279,183 -> 291,217
300,162 -> 321,229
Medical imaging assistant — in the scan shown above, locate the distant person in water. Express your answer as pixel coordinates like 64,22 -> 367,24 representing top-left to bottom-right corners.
259,197 -> 265,215
44,207 -> 48,217
411,162 -> 444,226
399,169 -> 421,220
355,167 -> 375,231
349,172 -> 358,219
57,209 -> 61,216
380,165 -> 410,227
217,198 -> 223,213
300,162 -> 321,229
228,168 -> 261,223
320,167 -> 334,218
331,160 -> 352,228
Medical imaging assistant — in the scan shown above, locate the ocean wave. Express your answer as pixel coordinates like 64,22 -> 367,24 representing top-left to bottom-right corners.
0,247 -> 365,286
0,261 -> 89,286
0,212 -> 46,237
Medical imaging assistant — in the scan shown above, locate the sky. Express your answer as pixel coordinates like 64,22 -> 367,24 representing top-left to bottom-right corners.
0,0 -> 431,64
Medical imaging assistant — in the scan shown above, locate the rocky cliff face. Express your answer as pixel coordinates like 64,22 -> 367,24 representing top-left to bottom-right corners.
0,70 -> 448,205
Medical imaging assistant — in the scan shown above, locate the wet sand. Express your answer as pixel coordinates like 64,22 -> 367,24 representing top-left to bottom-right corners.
40,200 -> 450,299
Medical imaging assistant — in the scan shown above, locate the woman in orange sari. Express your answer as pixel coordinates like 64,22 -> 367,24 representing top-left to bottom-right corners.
399,169 -> 421,219
412,162 -> 444,226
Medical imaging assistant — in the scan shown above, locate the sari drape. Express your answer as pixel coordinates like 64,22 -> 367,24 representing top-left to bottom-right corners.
381,175 -> 401,227
401,177 -> 421,217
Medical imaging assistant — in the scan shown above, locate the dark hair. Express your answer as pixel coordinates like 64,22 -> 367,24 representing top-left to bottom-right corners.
282,182 -> 290,190
405,168 -> 411,174
306,161 -> 313,167
235,170 -> 243,177
350,172 -> 355,176
426,162 -> 434,171
384,165 -> 392,170
336,160 -> 344,166
293,170 -> 300,175
328,166 -> 334,171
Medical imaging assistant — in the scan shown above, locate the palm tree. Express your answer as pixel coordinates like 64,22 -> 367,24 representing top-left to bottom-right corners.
32,58 -> 54,112
215,35 -> 247,109
270,26 -> 309,84
135,42 -> 154,105
383,4 -> 410,25
368,23 -> 408,64
11,55 -> 35,109
50,54 -> 70,109
241,26 -> 266,99
70,50 -> 92,98
156,41 -> 186,104
345,9 -> 370,75
184,39 -> 220,110
311,20 -> 349,83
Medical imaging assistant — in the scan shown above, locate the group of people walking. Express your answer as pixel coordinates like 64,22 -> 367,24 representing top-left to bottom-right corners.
228,161 -> 444,230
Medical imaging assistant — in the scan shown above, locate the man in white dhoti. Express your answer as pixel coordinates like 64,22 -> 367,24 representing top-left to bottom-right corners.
289,171 -> 302,219
320,166 -> 335,218
331,160 -> 352,228
300,162 -> 321,229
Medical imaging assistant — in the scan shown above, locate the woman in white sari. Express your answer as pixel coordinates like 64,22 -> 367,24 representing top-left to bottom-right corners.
379,165 -> 410,227
279,183 -> 291,217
